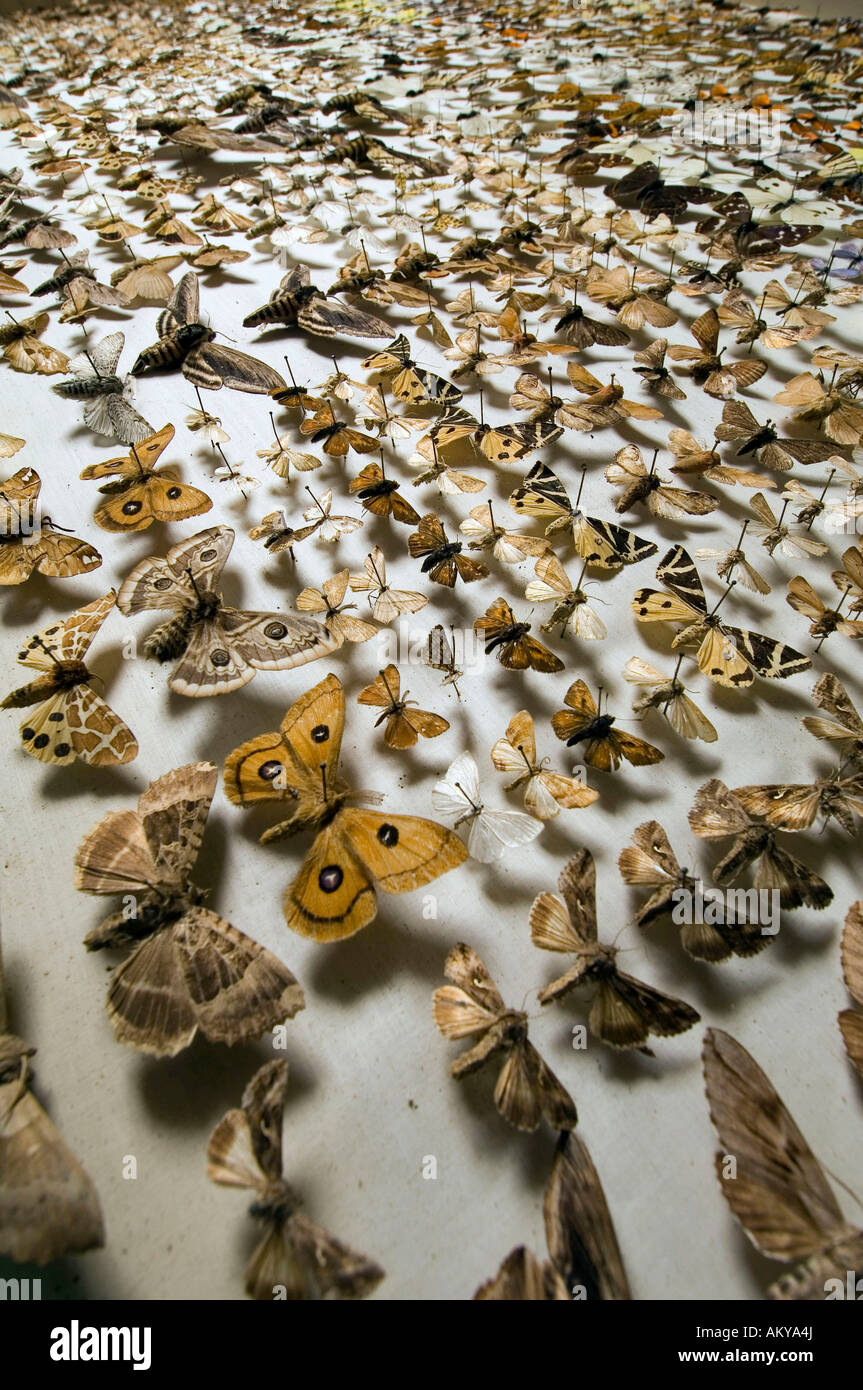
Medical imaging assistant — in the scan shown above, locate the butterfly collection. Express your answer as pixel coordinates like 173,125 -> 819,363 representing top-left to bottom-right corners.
0,0 -> 862,1312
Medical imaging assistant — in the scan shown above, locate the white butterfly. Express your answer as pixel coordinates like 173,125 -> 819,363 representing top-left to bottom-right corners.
432,751 -> 542,862
302,488 -> 364,543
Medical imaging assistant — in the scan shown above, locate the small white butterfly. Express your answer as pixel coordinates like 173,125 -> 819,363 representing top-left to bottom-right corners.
432,751 -> 542,862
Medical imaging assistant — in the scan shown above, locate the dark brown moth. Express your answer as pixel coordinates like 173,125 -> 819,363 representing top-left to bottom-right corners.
475,596 -> 564,672
689,779 -> 833,910
74,762 -> 306,1056
530,848 -> 699,1049
433,942 -> 577,1133
618,820 -> 770,962
703,1028 -> 863,1300
409,513 -> 489,587
207,1059 -> 384,1300
0,924 -> 104,1264
476,1131 -> 630,1300
132,272 -> 286,393
551,680 -> 663,771
243,265 -> 391,339
349,458 -> 420,525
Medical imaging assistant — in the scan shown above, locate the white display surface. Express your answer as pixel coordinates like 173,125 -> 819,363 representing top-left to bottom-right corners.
0,0 -> 861,1302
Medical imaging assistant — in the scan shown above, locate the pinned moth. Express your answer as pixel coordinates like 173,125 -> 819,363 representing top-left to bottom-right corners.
433,750 -> 543,862
703,1028 -> 863,1300
632,545 -> 811,688
357,664 -> 450,750
621,816 -> 773,961
491,710 -> 599,819
208,1059 -> 385,1300
530,848 -> 699,1048
476,1131 -> 630,1301
552,680 -> 664,772
433,942 -> 577,1133
75,763 -> 305,1056
0,925 -> 104,1265
132,272 -> 287,394
224,674 -> 467,940
117,525 -> 339,696
2,592 -> 137,767
80,424 -> 213,532
0,467 -> 102,585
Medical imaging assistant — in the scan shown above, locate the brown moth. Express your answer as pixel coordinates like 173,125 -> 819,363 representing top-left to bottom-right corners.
75,762 -> 305,1056
703,1028 -> 863,1300
295,570 -> 378,645
476,1130 -> 630,1300
839,903 -> 863,1081
606,445 -> 719,520
207,1059 -> 384,1300
117,526 -> 339,696
552,680 -> 664,772
618,820 -> 769,962
433,942 -> 577,1133
357,664 -> 449,749
666,307 -> 767,398
492,710 -> 599,818
689,779 -> 833,910
0,925 -> 104,1264
622,656 -> 718,743
732,774 -> 863,837
802,672 -> 863,764
530,848 -> 699,1048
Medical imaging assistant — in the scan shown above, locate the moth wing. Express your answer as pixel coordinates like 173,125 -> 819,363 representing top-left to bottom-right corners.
175,907 -> 304,1047
703,1029 -> 849,1261
786,576 -> 824,621
357,666 -> 399,708
441,941 -> 506,1016
288,1210 -> 385,1299
468,808 -> 542,861
137,761 -> 217,883
65,683 -> 138,766
402,708 -> 449,741
504,709 -> 537,766
17,591 -> 116,670
198,342 -> 286,395
0,1082 -> 104,1264
94,475 -> 212,531
117,526 -> 233,614
26,530 -> 102,580
529,890 -> 583,954
101,929 -> 198,1056
74,808 -> 160,895
223,672 -> 344,824
168,270 -> 199,325
841,903 -> 863,1009
340,807 -> 468,897
221,608 -> 339,675
618,820 -> 681,886
206,1107 -> 266,1193
544,1131 -> 631,1300
610,729 -> 665,767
